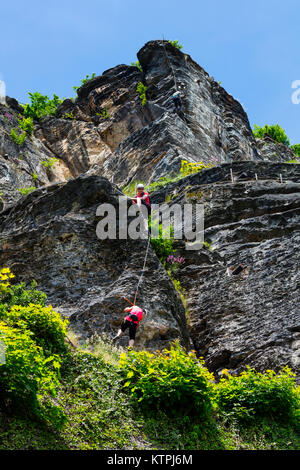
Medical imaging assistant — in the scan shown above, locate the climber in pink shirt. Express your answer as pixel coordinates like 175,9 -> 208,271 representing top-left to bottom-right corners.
112,305 -> 147,347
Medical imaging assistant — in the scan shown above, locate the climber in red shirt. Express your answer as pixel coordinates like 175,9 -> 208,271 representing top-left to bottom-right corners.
112,305 -> 147,347
132,184 -> 151,216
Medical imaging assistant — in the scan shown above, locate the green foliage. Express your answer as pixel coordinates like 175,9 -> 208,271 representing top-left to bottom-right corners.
150,218 -> 175,263
130,61 -> 142,72
41,157 -> 58,169
136,82 -> 147,106
0,321 -> 64,427
17,187 -> 36,195
3,304 -> 69,356
291,144 -> 300,156
0,268 -> 66,427
73,73 -> 96,94
168,40 -> 183,50
96,108 -> 110,119
32,172 -> 38,181
10,128 -> 27,146
63,112 -> 75,120
252,124 -> 290,146
215,367 -> 300,423
119,341 -> 215,416
180,160 -> 214,177
22,92 -> 63,120
18,116 -> 34,135
0,277 -> 46,312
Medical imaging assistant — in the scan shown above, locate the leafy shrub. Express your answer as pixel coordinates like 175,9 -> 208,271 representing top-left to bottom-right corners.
17,186 -> 36,195
73,73 -> 96,94
291,144 -> 300,156
41,157 -> 58,169
180,160 -> 214,177
63,112 -> 75,120
252,124 -> 290,146
3,304 -> 69,356
10,128 -> 27,146
215,367 -> 300,422
0,274 -> 46,311
150,219 -> 175,263
136,82 -> 147,106
168,40 -> 183,50
119,341 -> 214,415
130,61 -> 142,72
22,92 -> 63,120
18,116 -> 34,135
0,321 -> 65,427
96,108 -> 109,119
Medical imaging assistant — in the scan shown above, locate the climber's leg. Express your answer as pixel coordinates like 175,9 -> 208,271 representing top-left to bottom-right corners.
128,322 -> 137,348
112,319 -> 127,342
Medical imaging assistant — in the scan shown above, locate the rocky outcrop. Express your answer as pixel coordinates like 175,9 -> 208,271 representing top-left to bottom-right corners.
0,174 -> 190,350
35,41 -> 263,188
256,135 -> 295,162
151,161 -> 300,381
0,101 -> 69,209
0,40 -> 299,380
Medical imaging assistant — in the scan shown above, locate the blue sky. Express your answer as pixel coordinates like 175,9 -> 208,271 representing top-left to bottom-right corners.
1,0 -> 299,144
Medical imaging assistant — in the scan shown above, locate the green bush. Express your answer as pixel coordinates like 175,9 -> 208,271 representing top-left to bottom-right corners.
253,124 -> 290,146
18,116 -> 34,135
136,82 -> 147,106
0,279 -> 46,312
168,40 -> 183,50
10,128 -> 27,146
17,187 -> 36,195
119,341 -> 215,416
150,219 -> 175,263
3,304 -> 69,356
22,92 -> 63,120
291,144 -> 300,156
41,157 -> 58,169
131,61 -> 142,72
215,367 -> 300,422
0,321 -> 64,427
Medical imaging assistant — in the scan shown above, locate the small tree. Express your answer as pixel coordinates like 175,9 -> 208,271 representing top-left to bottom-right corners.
253,124 -> 290,146
291,144 -> 300,156
22,92 -> 63,120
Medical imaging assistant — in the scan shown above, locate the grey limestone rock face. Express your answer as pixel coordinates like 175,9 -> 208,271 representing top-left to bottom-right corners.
0,101 -> 70,208
0,41 -> 299,379
151,161 -> 300,381
0,174 -> 190,350
35,41 -> 265,188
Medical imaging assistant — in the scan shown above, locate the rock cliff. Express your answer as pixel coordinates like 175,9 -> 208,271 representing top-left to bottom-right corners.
0,40 -> 299,379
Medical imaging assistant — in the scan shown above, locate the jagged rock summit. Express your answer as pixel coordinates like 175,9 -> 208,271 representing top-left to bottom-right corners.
1,40 -> 295,206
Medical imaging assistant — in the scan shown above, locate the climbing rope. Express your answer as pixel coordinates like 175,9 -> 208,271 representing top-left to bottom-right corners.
133,232 -> 151,305
122,196 -> 151,306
